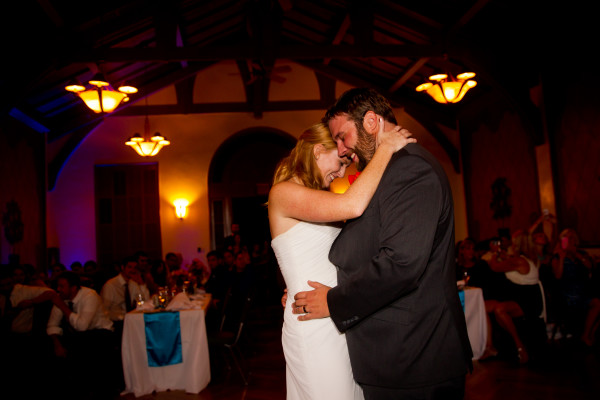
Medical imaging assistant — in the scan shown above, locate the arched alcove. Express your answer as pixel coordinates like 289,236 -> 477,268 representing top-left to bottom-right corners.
208,128 -> 296,250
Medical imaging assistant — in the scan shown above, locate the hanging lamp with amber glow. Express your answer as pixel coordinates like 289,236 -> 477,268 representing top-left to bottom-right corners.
65,73 -> 137,113
125,112 -> 170,157
416,72 -> 477,104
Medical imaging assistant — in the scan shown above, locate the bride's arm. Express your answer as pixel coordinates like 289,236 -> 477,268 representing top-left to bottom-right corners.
269,120 -> 415,223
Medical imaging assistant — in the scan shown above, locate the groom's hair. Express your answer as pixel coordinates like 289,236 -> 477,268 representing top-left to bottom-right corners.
322,88 -> 397,127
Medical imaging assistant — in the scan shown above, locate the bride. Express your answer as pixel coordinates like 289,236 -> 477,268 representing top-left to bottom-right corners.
268,120 -> 414,399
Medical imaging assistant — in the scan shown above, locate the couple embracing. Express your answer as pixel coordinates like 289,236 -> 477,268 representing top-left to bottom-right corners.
268,88 -> 472,400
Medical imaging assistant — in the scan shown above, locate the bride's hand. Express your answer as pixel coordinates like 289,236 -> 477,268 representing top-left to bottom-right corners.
376,117 -> 416,152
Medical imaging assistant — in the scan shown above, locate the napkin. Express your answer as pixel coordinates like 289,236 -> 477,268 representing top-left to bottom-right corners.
190,299 -> 205,309
166,292 -> 193,310
136,301 -> 155,312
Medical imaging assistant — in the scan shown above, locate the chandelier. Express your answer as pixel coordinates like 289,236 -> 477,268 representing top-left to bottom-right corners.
65,73 -> 137,113
125,103 -> 170,156
416,72 -> 477,104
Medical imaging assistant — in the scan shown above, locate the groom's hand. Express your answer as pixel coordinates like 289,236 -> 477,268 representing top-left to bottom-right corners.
292,280 -> 330,321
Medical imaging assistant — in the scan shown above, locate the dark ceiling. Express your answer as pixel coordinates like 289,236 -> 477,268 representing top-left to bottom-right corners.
1,0 -> 585,184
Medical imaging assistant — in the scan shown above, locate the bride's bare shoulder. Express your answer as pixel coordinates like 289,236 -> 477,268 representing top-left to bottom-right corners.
269,180 -> 305,199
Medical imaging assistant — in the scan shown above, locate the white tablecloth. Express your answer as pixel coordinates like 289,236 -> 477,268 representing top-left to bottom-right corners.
121,309 -> 211,397
463,287 -> 487,360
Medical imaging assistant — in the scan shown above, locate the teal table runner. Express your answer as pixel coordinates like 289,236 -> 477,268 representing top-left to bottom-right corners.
143,311 -> 183,367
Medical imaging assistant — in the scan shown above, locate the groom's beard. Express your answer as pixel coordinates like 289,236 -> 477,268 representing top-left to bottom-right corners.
353,123 -> 377,172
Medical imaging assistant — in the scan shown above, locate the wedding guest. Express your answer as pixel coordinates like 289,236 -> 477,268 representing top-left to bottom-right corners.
48,263 -> 67,289
0,266 -> 55,398
69,261 -> 83,274
136,250 -> 158,295
46,271 -> 118,399
224,222 -> 243,251
0,264 -> 56,338
488,229 -> 544,364
455,238 -> 500,360
100,256 -> 150,336
83,259 -> 106,293
222,252 -> 256,332
552,228 -> 600,346
151,259 -> 170,287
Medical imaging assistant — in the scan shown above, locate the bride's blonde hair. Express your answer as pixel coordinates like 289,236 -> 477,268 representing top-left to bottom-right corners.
272,123 -> 337,190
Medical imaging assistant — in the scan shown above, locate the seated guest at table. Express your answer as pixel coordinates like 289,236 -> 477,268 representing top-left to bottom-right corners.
18,263 -> 46,287
223,249 -> 236,272
135,250 -> 159,295
221,251 -> 255,332
81,259 -> 106,293
487,229 -> 544,364
48,263 -> 67,290
151,258 -> 170,288
47,271 -> 119,398
1,264 -> 55,335
204,250 -> 224,290
480,237 -> 503,264
0,267 -> 54,397
165,251 -> 184,274
206,250 -> 234,301
31,267 -> 51,288
552,228 -> 600,346
69,261 -> 83,274
204,250 -> 233,331
189,258 -> 211,286
70,260 -> 97,290
100,256 -> 150,337
456,238 -> 500,360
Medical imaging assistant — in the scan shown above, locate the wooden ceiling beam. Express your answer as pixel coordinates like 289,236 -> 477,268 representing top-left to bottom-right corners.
65,43 -> 445,63
389,57 -> 429,93
324,14 -> 351,65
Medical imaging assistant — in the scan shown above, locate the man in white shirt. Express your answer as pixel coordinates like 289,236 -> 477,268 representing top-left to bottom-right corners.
1,266 -> 56,398
101,255 -> 150,324
1,269 -> 55,335
47,272 -> 114,338
47,271 -> 119,398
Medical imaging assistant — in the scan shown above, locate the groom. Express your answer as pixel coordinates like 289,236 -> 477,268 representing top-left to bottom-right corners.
292,88 -> 472,399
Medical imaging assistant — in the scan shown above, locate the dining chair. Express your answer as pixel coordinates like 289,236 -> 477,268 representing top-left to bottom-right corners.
208,295 -> 253,385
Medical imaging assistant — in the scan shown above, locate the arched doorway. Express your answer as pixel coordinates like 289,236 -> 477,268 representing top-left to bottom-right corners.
208,128 -> 296,251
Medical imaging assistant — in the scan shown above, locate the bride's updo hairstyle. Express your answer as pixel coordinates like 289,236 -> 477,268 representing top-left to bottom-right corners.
272,123 -> 337,190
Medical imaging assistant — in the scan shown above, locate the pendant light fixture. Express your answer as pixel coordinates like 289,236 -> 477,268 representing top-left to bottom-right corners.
65,73 -> 137,113
125,98 -> 170,156
416,72 -> 477,104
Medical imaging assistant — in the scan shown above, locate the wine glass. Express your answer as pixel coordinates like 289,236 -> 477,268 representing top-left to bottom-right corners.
135,293 -> 145,309
157,287 -> 169,309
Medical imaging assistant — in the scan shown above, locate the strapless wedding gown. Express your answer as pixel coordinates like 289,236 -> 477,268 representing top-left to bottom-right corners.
272,221 -> 363,400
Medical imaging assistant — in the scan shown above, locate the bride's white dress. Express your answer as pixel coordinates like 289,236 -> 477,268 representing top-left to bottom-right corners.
271,221 -> 363,400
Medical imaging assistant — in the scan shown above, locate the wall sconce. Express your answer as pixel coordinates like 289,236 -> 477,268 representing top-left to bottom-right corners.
174,199 -> 189,220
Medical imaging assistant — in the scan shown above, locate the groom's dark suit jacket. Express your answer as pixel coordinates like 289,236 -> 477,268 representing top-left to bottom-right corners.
328,143 -> 472,389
